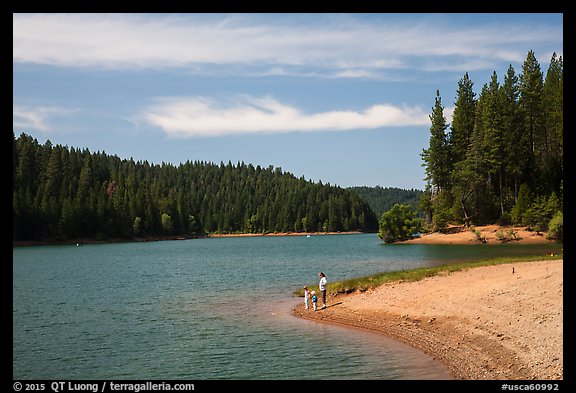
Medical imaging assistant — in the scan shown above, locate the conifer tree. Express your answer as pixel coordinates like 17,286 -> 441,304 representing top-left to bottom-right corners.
421,90 -> 451,192
519,50 -> 544,193
450,73 -> 476,164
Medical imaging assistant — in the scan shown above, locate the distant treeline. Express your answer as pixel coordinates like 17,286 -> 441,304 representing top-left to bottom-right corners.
348,186 -> 423,218
13,132 -> 379,241
421,50 -> 563,232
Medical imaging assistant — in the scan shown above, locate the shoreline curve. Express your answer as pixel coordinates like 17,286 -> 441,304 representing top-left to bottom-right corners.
293,259 -> 563,380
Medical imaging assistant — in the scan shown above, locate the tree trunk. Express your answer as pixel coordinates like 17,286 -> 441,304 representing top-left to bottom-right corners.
460,196 -> 470,226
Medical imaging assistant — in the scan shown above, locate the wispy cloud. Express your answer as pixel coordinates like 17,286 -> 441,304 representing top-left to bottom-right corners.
140,95 -> 433,137
13,13 -> 562,76
13,105 -> 79,132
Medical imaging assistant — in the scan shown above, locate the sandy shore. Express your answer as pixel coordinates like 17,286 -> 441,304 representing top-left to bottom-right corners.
401,224 -> 557,245
207,231 -> 364,238
293,259 -> 563,380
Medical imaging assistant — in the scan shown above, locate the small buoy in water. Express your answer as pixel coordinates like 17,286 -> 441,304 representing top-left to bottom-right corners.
306,235 -> 311,238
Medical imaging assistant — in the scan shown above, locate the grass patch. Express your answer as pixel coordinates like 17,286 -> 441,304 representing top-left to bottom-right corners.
294,253 -> 562,297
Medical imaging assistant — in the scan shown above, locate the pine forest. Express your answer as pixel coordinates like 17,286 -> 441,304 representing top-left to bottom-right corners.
13,133 -> 378,241
420,50 -> 563,234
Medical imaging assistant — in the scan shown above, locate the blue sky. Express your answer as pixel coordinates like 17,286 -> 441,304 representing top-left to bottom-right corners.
13,13 -> 563,190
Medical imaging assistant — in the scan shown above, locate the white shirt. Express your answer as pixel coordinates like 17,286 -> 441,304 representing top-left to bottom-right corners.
319,277 -> 327,291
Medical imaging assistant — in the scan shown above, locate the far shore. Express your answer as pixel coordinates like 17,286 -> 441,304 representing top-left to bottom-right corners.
206,230 -> 364,238
12,224 -> 561,247
12,230 -> 368,247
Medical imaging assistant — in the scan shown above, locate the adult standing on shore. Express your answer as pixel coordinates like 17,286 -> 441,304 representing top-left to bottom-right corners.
319,272 -> 327,309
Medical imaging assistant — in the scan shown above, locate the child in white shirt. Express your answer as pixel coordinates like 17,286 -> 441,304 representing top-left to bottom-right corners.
303,286 -> 311,310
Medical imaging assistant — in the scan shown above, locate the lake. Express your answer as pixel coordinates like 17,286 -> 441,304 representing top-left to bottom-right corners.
12,234 -> 561,380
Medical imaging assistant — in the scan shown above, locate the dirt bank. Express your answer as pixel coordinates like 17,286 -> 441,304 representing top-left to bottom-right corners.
401,225 -> 557,245
293,259 -> 563,380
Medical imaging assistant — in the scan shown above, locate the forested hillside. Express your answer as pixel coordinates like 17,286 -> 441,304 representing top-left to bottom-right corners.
348,186 -> 423,218
421,50 -> 563,233
13,133 -> 378,241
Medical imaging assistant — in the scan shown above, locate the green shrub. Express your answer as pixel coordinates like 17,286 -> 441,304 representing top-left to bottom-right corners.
547,211 -> 563,241
378,204 -> 422,243
470,226 -> 486,243
495,229 -> 520,242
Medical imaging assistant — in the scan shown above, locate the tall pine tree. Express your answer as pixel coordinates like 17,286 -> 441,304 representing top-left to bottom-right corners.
421,90 -> 451,192
519,50 -> 544,193
450,73 -> 476,165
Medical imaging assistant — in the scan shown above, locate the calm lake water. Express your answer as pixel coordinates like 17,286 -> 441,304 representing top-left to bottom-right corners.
13,234 -> 561,380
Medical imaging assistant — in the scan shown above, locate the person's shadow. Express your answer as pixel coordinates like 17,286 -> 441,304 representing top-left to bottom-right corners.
320,301 -> 343,309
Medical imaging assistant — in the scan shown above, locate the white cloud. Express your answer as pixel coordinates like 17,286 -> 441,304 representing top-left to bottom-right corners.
443,107 -> 454,125
140,95 -> 431,137
13,13 -> 562,75
13,105 -> 78,132
330,69 -> 378,79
